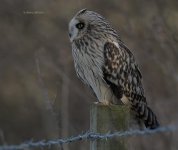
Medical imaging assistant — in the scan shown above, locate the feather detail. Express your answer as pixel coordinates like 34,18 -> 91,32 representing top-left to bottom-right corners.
103,41 -> 159,129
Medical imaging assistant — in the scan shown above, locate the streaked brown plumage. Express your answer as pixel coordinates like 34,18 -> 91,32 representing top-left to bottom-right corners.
69,9 -> 159,129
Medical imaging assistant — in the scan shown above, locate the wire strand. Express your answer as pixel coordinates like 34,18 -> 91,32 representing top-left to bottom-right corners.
0,124 -> 176,150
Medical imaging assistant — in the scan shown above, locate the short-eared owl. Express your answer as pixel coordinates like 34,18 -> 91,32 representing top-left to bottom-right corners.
69,9 -> 159,129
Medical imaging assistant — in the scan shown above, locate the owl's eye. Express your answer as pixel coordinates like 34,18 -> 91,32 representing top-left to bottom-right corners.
76,22 -> 85,29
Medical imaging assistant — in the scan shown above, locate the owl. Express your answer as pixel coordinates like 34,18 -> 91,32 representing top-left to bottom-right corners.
68,9 -> 159,129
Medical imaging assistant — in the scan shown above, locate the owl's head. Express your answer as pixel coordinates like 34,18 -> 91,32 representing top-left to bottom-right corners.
68,9 -> 108,42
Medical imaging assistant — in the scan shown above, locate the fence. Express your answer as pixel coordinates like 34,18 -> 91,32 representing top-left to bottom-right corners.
0,105 -> 176,150
0,124 -> 175,150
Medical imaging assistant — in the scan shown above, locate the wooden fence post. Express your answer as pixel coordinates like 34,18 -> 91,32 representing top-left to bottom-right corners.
90,104 -> 134,150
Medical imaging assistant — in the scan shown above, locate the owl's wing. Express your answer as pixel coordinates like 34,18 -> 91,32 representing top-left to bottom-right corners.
103,41 -> 146,105
103,42 -> 160,129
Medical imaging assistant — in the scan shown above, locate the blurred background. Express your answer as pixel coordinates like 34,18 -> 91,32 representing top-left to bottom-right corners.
0,0 -> 178,149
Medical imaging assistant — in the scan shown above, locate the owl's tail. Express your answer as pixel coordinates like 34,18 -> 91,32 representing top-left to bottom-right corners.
132,103 -> 159,129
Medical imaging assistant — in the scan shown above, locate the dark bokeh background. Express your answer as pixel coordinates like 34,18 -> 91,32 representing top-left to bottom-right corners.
0,0 -> 178,149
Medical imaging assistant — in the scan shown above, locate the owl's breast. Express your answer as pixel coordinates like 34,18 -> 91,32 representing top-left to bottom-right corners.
72,43 -> 104,86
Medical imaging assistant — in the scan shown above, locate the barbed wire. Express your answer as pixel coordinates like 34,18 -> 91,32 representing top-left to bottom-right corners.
0,124 -> 176,150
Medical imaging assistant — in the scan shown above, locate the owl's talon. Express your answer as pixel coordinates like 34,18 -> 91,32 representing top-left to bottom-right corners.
94,102 -> 100,105
93,101 -> 110,106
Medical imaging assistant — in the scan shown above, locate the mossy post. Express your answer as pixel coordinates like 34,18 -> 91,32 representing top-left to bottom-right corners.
90,104 -> 133,150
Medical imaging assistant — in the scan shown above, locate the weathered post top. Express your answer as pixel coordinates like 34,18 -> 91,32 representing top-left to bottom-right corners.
90,104 -> 135,150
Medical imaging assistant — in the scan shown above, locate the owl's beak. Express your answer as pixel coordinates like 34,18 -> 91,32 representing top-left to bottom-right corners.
69,32 -> 73,42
